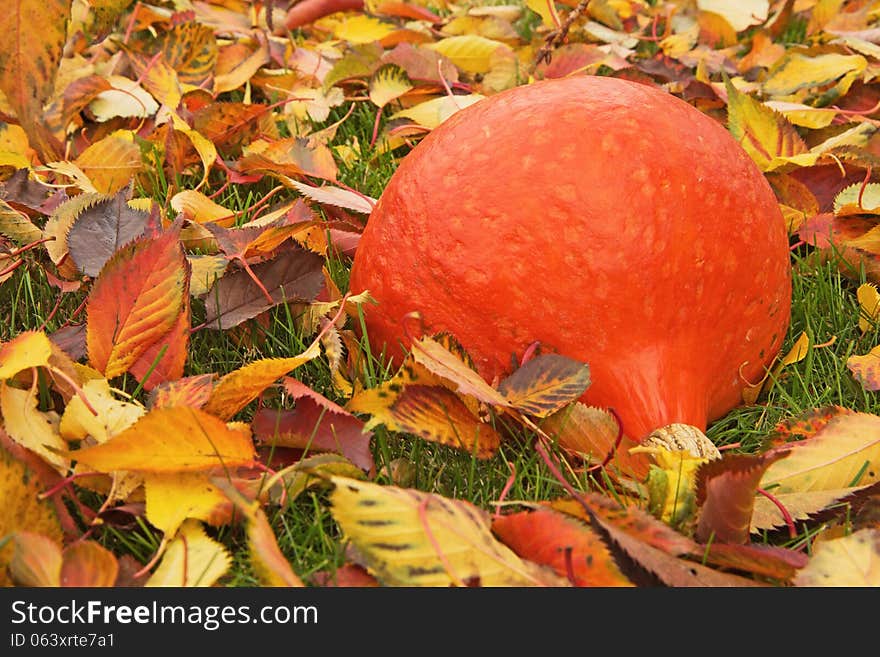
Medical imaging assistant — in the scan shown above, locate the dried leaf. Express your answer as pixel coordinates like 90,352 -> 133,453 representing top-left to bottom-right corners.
0,382 -> 69,474
497,353 -> 591,418
847,345 -> 880,391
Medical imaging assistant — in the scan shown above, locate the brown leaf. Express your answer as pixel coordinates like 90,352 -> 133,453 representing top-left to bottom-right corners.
695,450 -> 791,544
697,542 -> 808,582
202,245 -> 325,329
497,353 -> 591,418
67,189 -> 151,278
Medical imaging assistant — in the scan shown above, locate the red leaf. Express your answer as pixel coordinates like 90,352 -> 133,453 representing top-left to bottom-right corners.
491,508 -> 633,587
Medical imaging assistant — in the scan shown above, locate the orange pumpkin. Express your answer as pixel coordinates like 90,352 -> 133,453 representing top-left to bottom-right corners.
349,75 -> 792,442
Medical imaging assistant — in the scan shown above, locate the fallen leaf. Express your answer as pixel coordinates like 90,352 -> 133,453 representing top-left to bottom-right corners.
146,519 -> 232,587
8,531 -> 62,586
60,541 -> 119,587
328,475 -> 569,586
0,330 -> 53,379
0,382 -> 69,474
497,353 -> 591,418
794,528 -> 880,586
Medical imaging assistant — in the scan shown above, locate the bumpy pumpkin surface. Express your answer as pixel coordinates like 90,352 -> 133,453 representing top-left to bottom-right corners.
349,75 -> 792,441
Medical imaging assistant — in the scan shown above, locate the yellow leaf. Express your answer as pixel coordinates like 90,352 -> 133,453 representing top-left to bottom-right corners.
203,342 -> 321,421
369,65 -> 413,108
146,519 -> 231,587
69,405 -> 256,473
170,190 -> 234,225
333,15 -> 396,44
0,447 -> 62,586
145,471 -> 229,536
0,199 -> 42,245
763,101 -> 838,129
834,182 -> 880,216
187,254 -> 229,297
42,192 -> 105,270
525,0 -> 557,27
0,382 -> 68,474
89,75 -> 159,121
794,529 -> 880,586
328,475 -> 569,586
724,75 -> 808,171
348,384 -> 501,458
214,39 -> 270,95
751,485 -> 876,532
140,58 -> 182,109
0,330 -> 52,379
390,93 -> 485,130
428,35 -> 509,74
74,131 -> 142,195
760,412 -> 880,493
763,52 -> 867,97
857,283 -> 880,333
59,378 -> 146,444
696,0 -> 768,32
498,354 -> 591,418
642,448 -> 707,528
171,112 -> 217,189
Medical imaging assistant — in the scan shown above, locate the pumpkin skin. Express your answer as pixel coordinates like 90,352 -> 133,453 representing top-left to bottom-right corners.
349,75 -> 792,441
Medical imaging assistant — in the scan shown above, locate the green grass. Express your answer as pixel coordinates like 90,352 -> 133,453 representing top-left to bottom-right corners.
2,100 -> 878,585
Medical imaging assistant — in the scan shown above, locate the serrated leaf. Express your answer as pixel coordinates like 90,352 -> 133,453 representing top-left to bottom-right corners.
369,64 -> 413,108
286,179 -> 376,215
348,384 -> 501,458
794,529 -> 880,586
68,406 -> 256,473
725,75 -> 808,171
146,519 -> 231,587
42,192 -> 106,272
834,182 -> 880,216
67,189 -> 150,278
328,476 -> 569,586
59,377 -> 146,445
497,354 -> 590,418
760,412 -> 880,493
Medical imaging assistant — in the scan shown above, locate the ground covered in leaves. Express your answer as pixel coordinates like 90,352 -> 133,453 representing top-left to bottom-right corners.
2,0 -> 880,587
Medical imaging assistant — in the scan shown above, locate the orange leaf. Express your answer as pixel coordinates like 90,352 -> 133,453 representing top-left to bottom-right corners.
86,226 -> 188,380
68,406 -> 256,473
128,287 -> 191,391
8,531 -> 62,586
492,508 -> 633,587
60,541 -> 119,587
74,132 -> 143,195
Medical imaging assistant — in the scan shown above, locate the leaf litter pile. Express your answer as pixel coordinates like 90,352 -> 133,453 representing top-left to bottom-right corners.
2,0 -> 880,588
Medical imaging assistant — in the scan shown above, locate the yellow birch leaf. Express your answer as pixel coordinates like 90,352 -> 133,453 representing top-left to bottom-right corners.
145,471 -> 229,536
215,479 -> 304,586
347,384 -> 501,458
0,447 -> 63,586
763,101 -> 838,129
74,131 -> 142,196
68,405 -> 256,473
89,75 -> 159,121
333,15 -> 396,44
794,529 -> 880,586
170,190 -> 235,225
390,93 -> 485,129
0,382 -> 68,474
203,341 -> 321,421
760,412 -> 880,493
763,52 -> 867,97
369,64 -> 413,108
857,283 -> 880,333
328,475 -> 569,587
146,519 -> 231,587
724,75 -> 808,171
428,35 -> 509,74
59,378 -> 145,444
0,330 -> 52,379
